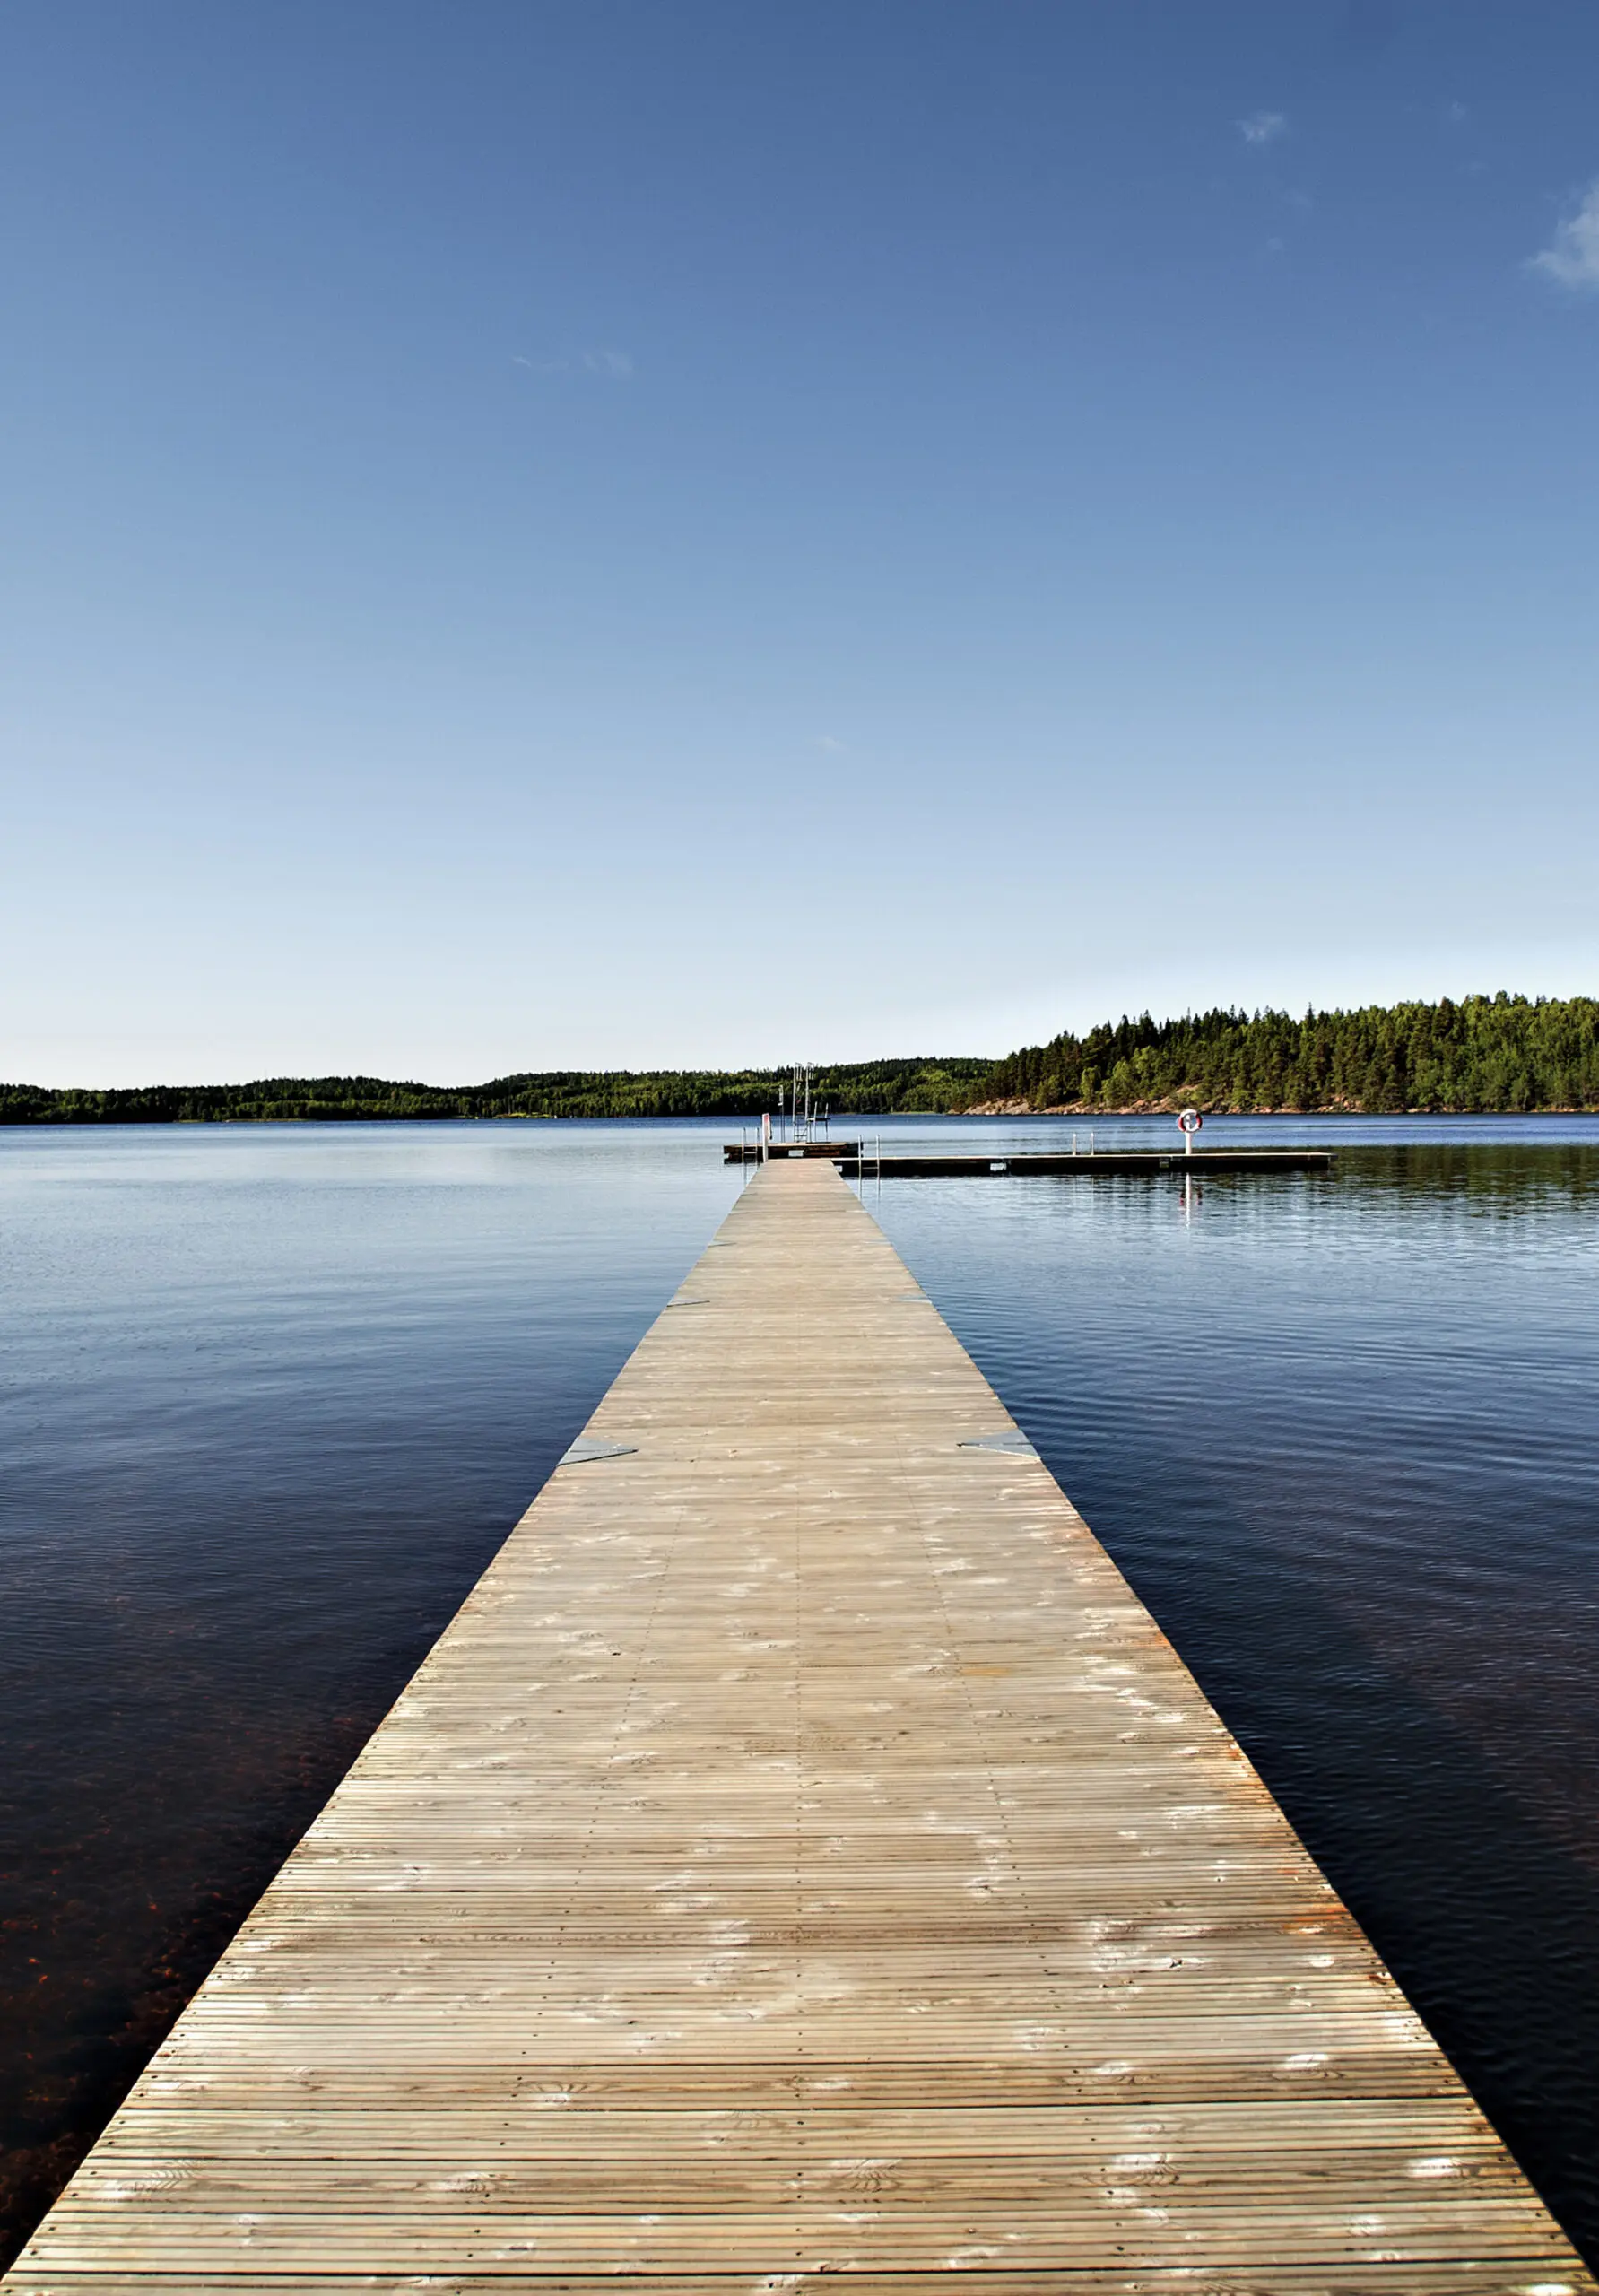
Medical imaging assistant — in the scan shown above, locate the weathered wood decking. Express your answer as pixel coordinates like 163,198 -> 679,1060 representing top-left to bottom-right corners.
7,1159 -> 1590,2292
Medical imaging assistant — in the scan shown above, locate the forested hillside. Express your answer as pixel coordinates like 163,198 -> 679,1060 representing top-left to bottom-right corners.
5,999 -> 1596,1121
0,1059 -> 987,1126
971,995 -> 1599,1113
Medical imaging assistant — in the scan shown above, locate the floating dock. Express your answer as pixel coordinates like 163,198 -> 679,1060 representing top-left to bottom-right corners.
726,1143 -> 1333,1176
751,1140 -> 863,1161
6,1160 -> 1586,2291
840,1149 -> 1331,1178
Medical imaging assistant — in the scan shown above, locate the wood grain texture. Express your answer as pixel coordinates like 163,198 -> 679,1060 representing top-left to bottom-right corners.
6,1160 -> 1590,2292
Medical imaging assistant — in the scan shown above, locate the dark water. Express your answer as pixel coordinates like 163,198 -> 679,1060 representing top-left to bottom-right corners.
2,1116 -> 1597,2266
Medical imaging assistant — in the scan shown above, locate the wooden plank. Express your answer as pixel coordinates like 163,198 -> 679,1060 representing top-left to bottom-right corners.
4,1159 -> 1590,2292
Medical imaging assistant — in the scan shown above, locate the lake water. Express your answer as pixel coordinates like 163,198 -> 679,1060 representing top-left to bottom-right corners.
2,1114 -> 1596,2266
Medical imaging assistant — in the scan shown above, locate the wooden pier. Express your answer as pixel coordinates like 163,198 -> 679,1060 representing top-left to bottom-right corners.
6,1159 -> 1588,2292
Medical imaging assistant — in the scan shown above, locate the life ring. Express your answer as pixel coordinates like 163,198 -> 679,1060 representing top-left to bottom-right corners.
1177,1109 -> 1203,1135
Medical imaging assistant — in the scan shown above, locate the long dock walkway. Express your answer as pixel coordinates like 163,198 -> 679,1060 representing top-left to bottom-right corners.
7,1161 -> 1591,2291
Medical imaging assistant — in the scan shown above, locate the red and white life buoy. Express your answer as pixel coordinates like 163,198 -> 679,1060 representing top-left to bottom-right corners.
1177,1109 -> 1203,1135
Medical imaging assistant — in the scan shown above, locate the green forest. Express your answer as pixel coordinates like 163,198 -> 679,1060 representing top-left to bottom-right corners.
0,1058 -> 988,1126
974,994 -> 1599,1114
4,996 -> 1596,1122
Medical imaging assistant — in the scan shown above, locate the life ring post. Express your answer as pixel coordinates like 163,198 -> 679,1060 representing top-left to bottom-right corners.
1178,1107 -> 1203,1157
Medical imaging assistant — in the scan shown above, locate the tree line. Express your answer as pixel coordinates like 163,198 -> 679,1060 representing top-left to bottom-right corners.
0,1059 -> 989,1126
4,997 -> 1595,1123
972,995 -> 1599,1113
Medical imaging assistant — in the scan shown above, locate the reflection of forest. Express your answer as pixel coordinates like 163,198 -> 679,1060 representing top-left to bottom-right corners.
1334,1141 -> 1599,1216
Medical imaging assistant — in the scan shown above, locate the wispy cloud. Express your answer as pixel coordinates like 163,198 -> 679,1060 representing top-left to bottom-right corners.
816,735 -> 846,755
1529,180 -> 1599,291
512,348 -> 636,379
1238,110 -> 1287,146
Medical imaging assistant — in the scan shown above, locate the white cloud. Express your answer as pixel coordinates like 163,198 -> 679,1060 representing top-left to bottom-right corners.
1238,111 -> 1287,145
817,735 -> 846,754
1529,180 -> 1599,291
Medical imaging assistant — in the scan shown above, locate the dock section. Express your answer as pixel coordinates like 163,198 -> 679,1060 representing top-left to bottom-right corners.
840,1148 -> 1332,1177
6,1159 -> 1589,2291
723,1144 -> 1333,1175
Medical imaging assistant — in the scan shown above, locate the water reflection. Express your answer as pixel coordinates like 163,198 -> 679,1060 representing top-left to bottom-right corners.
869,1134 -> 1599,2256
1,1118 -> 1597,2265
0,1120 -> 739,2262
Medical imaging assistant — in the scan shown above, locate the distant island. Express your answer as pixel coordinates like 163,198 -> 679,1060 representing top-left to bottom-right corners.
3,995 -> 1595,1123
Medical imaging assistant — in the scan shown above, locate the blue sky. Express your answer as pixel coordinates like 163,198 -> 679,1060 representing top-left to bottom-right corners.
3,1 -> 1597,1083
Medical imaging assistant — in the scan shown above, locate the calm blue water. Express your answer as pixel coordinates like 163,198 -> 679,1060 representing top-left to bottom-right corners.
2,1114 -> 1597,2264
